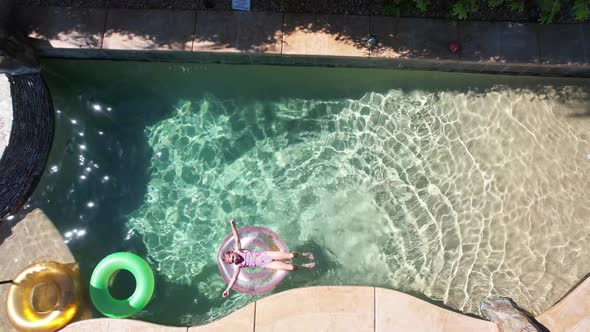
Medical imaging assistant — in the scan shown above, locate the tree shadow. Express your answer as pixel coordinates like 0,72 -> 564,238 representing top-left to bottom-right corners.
20,0 -> 385,15
15,5 -> 586,67
14,6 -> 375,54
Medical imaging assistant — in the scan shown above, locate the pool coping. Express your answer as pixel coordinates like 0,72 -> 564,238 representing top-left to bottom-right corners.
61,281 -> 590,332
14,7 -> 590,77
0,209 -> 90,331
62,286 -> 500,332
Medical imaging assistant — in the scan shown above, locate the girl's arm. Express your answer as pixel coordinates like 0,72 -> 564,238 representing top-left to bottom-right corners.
230,219 -> 242,253
222,267 -> 241,298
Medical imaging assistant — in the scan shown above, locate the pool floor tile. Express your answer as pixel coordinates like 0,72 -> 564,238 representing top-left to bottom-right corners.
460,21 -> 540,63
18,6 -> 106,49
193,11 -> 283,53
103,9 -> 195,51
282,14 -> 370,57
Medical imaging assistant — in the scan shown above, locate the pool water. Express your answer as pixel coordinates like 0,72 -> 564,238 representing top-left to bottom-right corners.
30,60 -> 590,326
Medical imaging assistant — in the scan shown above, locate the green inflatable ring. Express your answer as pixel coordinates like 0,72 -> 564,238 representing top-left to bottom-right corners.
90,252 -> 155,318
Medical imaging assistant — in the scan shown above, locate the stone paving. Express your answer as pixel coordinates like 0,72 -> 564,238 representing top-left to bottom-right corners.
15,7 -> 590,76
0,74 -> 11,159
0,209 -> 76,331
59,281 -> 590,331
537,276 -> 590,332
62,286 -> 498,332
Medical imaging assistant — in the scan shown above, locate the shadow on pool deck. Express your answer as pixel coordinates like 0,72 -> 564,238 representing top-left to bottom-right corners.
13,7 -> 374,54
12,6 -> 590,66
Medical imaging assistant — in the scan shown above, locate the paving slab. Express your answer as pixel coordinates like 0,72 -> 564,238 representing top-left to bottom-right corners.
0,209 -> 77,331
62,318 -> 187,331
23,284 -> 590,332
538,24 -> 587,64
460,21 -> 540,63
283,14 -> 369,57
18,6 -> 106,49
189,302 -> 254,332
369,16 -> 398,58
194,11 -> 282,53
536,277 -> 590,332
375,288 -> 498,332
0,209 -> 75,281
103,9 -> 194,51
384,18 -> 459,60
0,284 -> 11,332
255,286 -> 374,332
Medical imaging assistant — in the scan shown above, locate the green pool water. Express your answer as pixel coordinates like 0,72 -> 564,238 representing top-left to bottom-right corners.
30,59 -> 590,326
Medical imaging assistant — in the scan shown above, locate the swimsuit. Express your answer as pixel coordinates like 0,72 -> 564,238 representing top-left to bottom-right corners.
238,250 -> 273,268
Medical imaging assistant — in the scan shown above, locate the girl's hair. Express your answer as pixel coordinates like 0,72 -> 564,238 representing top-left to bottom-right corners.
222,251 -> 234,264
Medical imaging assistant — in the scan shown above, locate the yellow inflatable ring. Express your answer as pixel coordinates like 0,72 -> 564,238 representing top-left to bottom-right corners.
5,261 -> 81,332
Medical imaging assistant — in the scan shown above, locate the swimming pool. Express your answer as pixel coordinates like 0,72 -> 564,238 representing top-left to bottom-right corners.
29,59 -> 590,326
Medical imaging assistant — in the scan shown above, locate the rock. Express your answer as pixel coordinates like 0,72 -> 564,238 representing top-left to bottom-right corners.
480,298 -> 548,332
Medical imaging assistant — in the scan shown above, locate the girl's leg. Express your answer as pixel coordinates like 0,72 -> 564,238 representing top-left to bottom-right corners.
265,251 -> 295,261
265,251 -> 315,261
264,261 -> 316,271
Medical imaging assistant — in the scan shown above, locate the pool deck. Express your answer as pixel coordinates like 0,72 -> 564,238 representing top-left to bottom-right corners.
61,280 -> 590,332
63,286 -> 499,332
537,276 -> 590,332
15,7 -> 590,77
0,209 -> 81,331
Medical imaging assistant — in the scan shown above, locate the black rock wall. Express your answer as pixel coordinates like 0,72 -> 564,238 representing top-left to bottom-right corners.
0,73 -> 53,219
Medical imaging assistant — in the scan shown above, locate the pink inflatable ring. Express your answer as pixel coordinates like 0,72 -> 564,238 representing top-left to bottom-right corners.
217,226 -> 290,295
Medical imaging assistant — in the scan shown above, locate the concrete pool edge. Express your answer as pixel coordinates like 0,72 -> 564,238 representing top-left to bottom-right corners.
60,281 -> 590,332
0,209 -> 92,331
61,286 -> 498,332
15,7 -> 590,77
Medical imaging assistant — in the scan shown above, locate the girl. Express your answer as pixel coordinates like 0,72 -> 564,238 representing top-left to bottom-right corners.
221,219 -> 315,298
